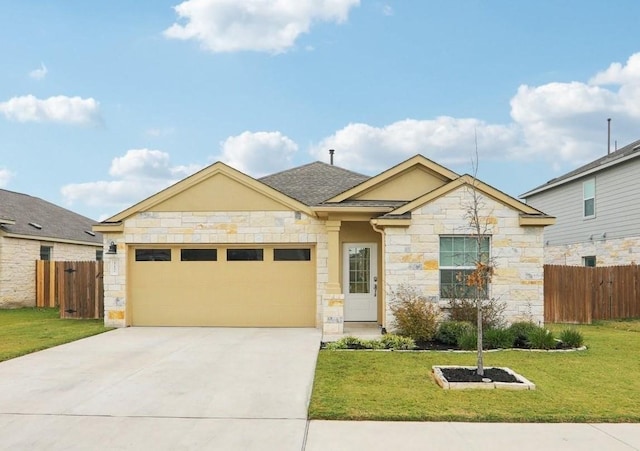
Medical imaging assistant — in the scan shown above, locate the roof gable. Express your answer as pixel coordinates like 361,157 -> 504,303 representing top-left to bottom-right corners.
326,155 -> 458,203
522,138 -> 640,198
0,189 -> 102,244
392,174 -> 549,218
105,162 -> 313,223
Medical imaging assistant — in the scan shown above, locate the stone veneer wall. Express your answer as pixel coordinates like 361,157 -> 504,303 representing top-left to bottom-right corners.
102,210 -> 328,327
545,236 -> 640,266
384,186 -> 545,328
0,236 -> 99,308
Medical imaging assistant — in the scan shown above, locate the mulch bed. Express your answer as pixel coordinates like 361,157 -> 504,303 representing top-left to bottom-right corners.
439,366 -> 521,383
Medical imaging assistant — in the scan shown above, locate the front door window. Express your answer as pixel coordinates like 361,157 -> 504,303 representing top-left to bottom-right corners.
343,243 -> 377,321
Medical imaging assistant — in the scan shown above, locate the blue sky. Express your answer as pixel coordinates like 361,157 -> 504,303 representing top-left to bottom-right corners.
2,1 -> 640,221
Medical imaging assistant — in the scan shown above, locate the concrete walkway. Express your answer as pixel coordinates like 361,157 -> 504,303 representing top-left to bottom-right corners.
0,327 -> 638,450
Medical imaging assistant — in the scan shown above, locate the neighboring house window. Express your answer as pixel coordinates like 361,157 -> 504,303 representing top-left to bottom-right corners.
583,178 -> 595,218
439,236 -> 490,299
135,249 -> 171,261
40,245 -> 52,261
96,250 -> 103,261
181,249 -> 217,261
227,248 -> 263,261
583,256 -> 596,267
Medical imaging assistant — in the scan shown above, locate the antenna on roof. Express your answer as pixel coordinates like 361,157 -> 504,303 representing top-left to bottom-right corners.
329,149 -> 335,165
607,118 -> 611,154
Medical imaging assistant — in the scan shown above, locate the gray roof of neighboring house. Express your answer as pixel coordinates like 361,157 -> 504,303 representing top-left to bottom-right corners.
259,161 -> 370,206
0,189 -> 102,244
522,138 -> 640,197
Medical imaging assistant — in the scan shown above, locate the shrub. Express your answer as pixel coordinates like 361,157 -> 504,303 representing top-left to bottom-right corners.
435,320 -> 474,345
484,327 -> 515,349
324,340 -> 348,350
380,334 -> 416,350
559,328 -> 584,348
360,339 -> 385,350
389,285 -> 441,342
457,331 -> 478,350
446,296 -> 506,330
528,327 -> 557,350
508,321 -> 540,348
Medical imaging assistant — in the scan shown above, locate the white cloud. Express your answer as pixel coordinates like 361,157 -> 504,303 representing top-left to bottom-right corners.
382,4 -> 394,16
0,168 -> 14,187
590,53 -> 640,86
310,118 -> 519,174
28,63 -> 48,80
0,95 -> 101,125
309,52 -> 640,175
61,149 -> 201,215
164,0 -> 360,53
216,131 -> 298,176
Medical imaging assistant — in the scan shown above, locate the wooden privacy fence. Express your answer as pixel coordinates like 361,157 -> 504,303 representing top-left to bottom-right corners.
544,264 -> 640,324
36,261 -> 104,319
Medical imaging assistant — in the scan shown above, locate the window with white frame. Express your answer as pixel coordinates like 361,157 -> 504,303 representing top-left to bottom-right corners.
439,236 -> 490,298
583,178 -> 595,218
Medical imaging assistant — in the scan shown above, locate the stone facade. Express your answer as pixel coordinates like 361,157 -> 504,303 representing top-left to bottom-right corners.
384,186 -> 545,328
0,236 -> 100,308
102,210 -> 328,327
545,236 -> 640,266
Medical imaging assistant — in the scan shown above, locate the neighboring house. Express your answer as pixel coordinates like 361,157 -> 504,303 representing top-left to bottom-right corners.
94,155 -> 554,332
522,139 -> 640,267
0,189 -> 103,308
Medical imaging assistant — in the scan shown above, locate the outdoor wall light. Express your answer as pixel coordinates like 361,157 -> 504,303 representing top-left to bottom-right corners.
106,241 -> 117,254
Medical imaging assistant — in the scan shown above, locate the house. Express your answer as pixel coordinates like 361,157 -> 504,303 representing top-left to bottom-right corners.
94,155 -> 554,333
521,138 -> 640,267
0,189 -> 103,308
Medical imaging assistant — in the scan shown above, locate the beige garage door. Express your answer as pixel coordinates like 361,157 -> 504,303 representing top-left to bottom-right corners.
129,245 -> 316,327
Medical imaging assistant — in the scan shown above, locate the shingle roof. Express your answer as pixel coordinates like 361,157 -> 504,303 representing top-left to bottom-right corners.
522,138 -> 640,197
259,161 -> 370,206
0,189 -> 102,244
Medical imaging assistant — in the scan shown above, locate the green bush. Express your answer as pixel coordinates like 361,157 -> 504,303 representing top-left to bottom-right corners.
457,331 -> 478,350
446,296 -> 506,330
528,327 -> 557,350
484,327 -> 515,349
324,340 -> 348,350
559,328 -> 584,348
508,321 -> 540,348
389,285 -> 441,342
380,334 -> 416,350
360,339 -> 385,350
435,320 -> 474,345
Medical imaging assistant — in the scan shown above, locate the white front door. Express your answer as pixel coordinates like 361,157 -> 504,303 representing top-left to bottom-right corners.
343,243 -> 378,321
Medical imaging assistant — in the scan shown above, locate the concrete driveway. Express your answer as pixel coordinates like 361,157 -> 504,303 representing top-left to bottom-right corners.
0,327 -> 322,450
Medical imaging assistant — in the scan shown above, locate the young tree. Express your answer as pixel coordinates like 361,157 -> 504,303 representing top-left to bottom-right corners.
462,137 -> 496,377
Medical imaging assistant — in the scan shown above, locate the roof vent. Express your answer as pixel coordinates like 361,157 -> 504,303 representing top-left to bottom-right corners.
84,230 -> 96,237
28,222 -> 42,230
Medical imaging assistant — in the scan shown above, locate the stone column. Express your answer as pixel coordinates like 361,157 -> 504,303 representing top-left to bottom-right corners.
323,220 -> 344,337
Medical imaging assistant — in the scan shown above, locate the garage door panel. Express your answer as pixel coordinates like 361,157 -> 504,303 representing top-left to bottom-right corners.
130,245 -> 315,327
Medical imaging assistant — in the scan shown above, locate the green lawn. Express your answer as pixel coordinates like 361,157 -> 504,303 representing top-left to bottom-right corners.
309,320 -> 640,422
0,308 -> 112,362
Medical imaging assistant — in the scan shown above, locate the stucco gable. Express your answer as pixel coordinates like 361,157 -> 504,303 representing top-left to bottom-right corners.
102,162 -> 313,224
326,155 -> 458,203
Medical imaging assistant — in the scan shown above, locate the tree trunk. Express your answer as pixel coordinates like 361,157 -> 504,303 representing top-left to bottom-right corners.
476,298 -> 484,376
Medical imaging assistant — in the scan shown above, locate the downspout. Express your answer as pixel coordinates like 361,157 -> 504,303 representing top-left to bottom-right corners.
370,219 -> 386,331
